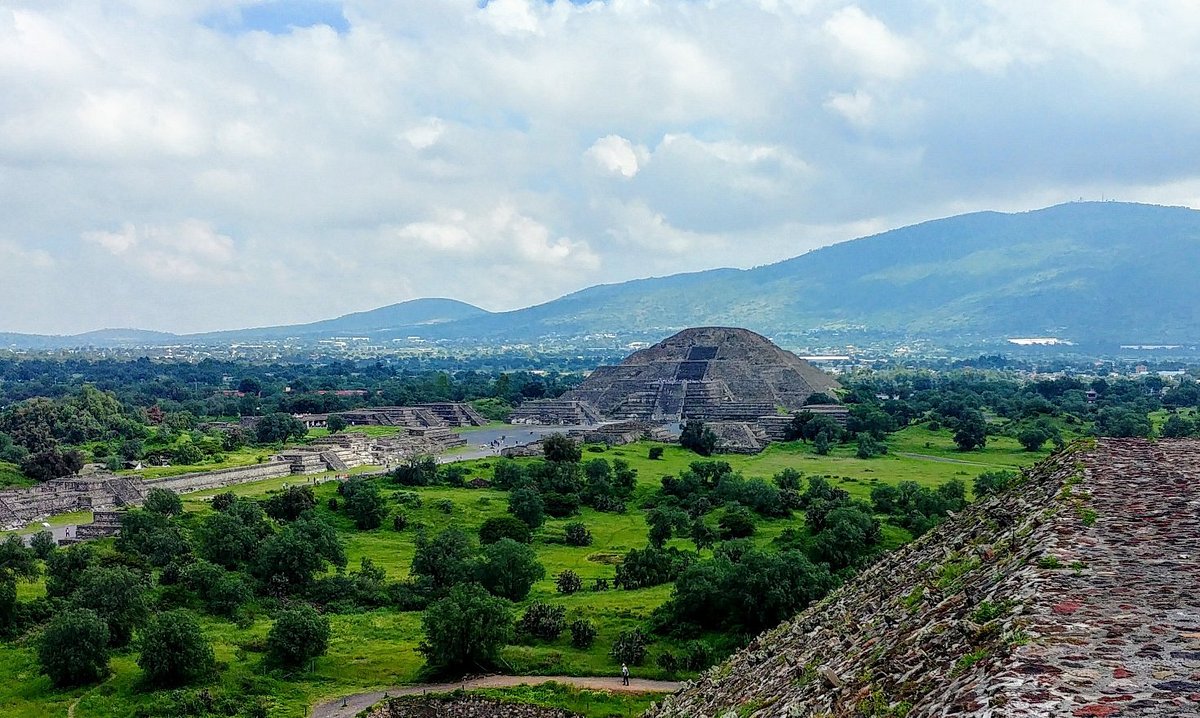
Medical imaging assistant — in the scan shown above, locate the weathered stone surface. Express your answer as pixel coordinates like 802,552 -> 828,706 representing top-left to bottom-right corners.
366,695 -> 578,718
644,438 -> 1200,718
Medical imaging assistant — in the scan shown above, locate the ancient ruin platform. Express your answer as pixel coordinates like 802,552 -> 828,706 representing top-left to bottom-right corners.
646,438 -> 1200,717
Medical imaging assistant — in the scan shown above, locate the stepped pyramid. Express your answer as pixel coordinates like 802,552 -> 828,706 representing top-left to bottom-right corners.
562,327 -> 840,423
645,438 -> 1200,717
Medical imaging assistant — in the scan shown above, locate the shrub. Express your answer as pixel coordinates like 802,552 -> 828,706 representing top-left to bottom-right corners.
29,531 -> 56,560
475,539 -> 544,601
143,488 -> 183,516
433,499 -> 455,515
136,609 -> 215,688
327,497 -> 338,511
342,478 -> 387,530
517,602 -> 566,641
717,505 -> 756,540
563,522 -> 593,547
266,604 -> 331,668
508,487 -> 546,529
569,619 -> 597,648
479,516 -> 533,545
556,569 -> 583,594
38,608 -> 109,687
392,513 -> 409,532
648,447 -> 664,460
679,421 -> 718,456
543,434 -> 582,463
615,547 -> 691,590
610,628 -> 649,666
262,486 -> 317,522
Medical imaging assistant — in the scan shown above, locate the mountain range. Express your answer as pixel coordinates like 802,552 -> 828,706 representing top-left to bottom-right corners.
6,201 -> 1200,349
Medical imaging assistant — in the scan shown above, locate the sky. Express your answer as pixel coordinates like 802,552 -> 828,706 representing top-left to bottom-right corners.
4,0 -> 1200,334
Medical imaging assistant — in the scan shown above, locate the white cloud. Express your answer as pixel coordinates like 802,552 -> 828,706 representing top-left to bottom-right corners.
586,135 -> 644,178
1,1 -> 1200,332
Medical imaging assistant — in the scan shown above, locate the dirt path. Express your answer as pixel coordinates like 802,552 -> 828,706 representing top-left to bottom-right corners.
310,675 -> 682,718
896,452 -> 993,466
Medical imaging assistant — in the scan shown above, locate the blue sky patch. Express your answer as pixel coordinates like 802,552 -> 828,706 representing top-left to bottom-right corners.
205,1 -> 349,35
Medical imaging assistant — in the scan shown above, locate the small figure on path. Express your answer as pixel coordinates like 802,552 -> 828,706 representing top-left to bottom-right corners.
621,663 -> 630,686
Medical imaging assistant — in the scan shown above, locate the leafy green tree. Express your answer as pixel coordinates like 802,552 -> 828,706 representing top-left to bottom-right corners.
614,547 -> 692,590
974,470 -> 1016,498
1161,413 -> 1195,438
475,539 -> 544,601
20,446 -> 85,482
342,478 -> 387,530
254,413 -> 307,445
810,505 -> 882,571
261,485 -> 317,522
1017,426 -> 1050,452
195,500 -> 272,569
508,487 -> 546,529
29,531 -> 56,560
542,434 -> 582,463
419,583 -> 513,674
326,414 -> 348,433
117,510 -> 188,567
773,468 -> 803,491
266,604 -> 331,668
953,410 -> 988,451
254,514 -> 346,594
73,566 -> 148,647
610,628 -> 649,666
143,488 -> 183,516
679,421 -> 718,456
411,528 -> 477,593
491,458 -> 526,490
38,608 -> 110,687
855,433 -> 885,458
717,505 -> 755,540
46,544 -> 93,598
689,518 -> 718,551
136,609 -> 215,687
392,454 -> 439,486
479,516 -> 533,545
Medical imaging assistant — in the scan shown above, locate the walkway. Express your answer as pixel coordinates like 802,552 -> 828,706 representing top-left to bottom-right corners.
310,675 -> 682,718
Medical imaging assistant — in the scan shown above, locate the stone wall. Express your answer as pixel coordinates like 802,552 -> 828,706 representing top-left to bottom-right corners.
367,695 -> 579,718
148,461 -> 292,493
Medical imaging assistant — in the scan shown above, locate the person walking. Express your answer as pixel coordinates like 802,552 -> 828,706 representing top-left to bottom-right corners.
621,663 -> 630,686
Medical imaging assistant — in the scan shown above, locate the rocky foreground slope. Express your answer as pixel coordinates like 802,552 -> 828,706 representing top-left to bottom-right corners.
645,438 -> 1200,717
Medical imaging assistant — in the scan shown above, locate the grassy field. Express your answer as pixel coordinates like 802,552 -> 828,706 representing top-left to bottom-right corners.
0,425 -> 1053,718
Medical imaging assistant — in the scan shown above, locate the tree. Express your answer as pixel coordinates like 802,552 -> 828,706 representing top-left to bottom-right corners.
342,478 -> 387,530
689,518 -> 718,552
20,446 -> 84,482
136,609 -> 215,688
196,500 -> 272,569
953,410 -> 988,451
1161,413 -> 1195,438
419,583 -> 513,673
679,421 -> 718,456
262,485 -> 317,522
475,539 -> 544,601
73,566 -> 148,648
254,515 -> 346,594
254,413 -> 307,445
508,487 -> 546,529
412,528 -> 477,593
810,505 -> 882,571
393,454 -> 439,486
29,531 -> 56,560
46,544 -> 93,598
143,488 -> 183,516
556,569 -> 583,594
543,434 -> 582,463
564,522 -> 593,547
1017,426 -> 1050,452
117,510 -> 188,567
717,505 -> 755,540
974,470 -> 1016,498
773,468 -> 803,491
38,608 -> 110,687
570,619 -> 597,648
267,604 -> 331,668
479,516 -> 533,545
326,414 -> 348,433
610,628 -> 649,666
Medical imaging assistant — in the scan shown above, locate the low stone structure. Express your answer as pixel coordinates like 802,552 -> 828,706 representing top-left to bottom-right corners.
646,438 -> 1200,718
420,402 -> 489,427
366,695 -> 578,718
509,399 -> 604,425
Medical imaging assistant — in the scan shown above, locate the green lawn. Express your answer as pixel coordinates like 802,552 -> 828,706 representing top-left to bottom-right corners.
0,424 -> 1052,717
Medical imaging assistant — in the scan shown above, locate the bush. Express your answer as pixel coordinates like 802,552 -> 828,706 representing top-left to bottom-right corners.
73,565 -> 148,648
679,421 -> 718,456
38,608 -> 109,687
569,619 -> 597,648
556,569 -> 583,594
433,499 -> 455,515
266,604 -> 331,668
327,497 -> 338,512
143,488 -> 183,516
543,434 -> 582,463
648,446 -> 664,460
610,628 -> 649,666
262,486 -> 317,522
419,583 -> 513,673
392,513 -> 409,531
615,547 -> 691,590
563,522 -> 593,547
479,516 -> 533,545
342,478 -> 387,530
136,609 -> 215,688
717,505 -> 756,540
516,602 -> 566,641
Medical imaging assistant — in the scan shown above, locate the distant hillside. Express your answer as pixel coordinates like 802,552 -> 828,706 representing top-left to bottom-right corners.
422,202 -> 1200,343
192,298 -> 489,342
6,202 -> 1200,348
